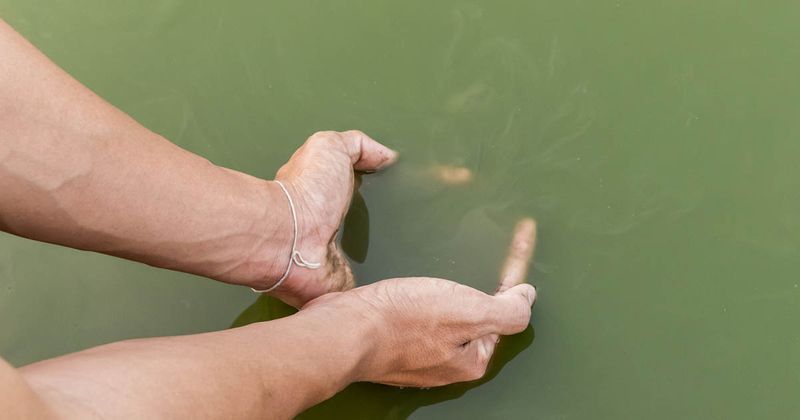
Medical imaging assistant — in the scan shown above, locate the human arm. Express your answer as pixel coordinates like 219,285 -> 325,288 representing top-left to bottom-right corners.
14,304 -> 372,419
0,19 -> 396,304
6,220 -> 537,419
11,281 -> 532,419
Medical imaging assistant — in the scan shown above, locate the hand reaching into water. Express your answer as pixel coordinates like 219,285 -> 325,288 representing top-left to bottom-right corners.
9,220 -> 537,420
264,130 -> 398,307
0,16 -> 401,305
303,218 -> 538,386
0,20 -> 534,419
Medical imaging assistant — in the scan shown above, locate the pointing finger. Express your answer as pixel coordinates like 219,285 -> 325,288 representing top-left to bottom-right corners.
472,217 -> 537,337
496,218 -> 537,295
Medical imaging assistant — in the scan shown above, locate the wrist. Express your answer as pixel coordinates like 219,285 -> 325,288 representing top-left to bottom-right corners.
247,300 -> 378,412
212,172 -> 293,289
248,180 -> 294,289
294,295 -> 381,385
251,179 -> 343,306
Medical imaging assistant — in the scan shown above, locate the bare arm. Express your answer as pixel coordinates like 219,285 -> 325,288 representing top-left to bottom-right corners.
0,17 -> 538,420
0,358 -> 54,419
15,305 -> 372,420
2,220 -> 536,419
0,18 -> 292,286
0,19 -> 396,296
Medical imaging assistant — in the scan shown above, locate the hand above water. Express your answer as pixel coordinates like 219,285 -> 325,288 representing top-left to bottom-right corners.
263,130 -> 398,307
11,220 -> 538,420
11,221 -> 536,420
303,218 -> 538,387
0,19 -> 535,419
1,15 -> 403,302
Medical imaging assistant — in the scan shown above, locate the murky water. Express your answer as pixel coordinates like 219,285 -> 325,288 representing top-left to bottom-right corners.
2,1 -> 800,418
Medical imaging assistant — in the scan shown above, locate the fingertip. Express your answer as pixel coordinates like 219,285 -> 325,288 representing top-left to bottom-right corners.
517,217 -> 536,236
379,147 -> 400,170
341,130 -> 399,172
357,148 -> 398,172
522,283 -> 537,306
484,284 -> 535,336
502,283 -> 536,306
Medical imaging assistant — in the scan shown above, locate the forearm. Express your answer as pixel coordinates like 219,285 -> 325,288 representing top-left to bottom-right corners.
0,20 -> 288,287
0,359 -> 54,419
18,308 -> 370,419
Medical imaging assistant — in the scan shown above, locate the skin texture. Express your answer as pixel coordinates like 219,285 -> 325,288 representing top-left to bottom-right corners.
301,219 -> 537,388
0,18 -> 396,307
7,221 -> 536,419
0,18 -> 539,419
270,130 -> 397,306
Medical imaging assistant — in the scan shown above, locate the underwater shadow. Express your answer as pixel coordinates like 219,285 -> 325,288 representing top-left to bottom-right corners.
340,187 -> 370,263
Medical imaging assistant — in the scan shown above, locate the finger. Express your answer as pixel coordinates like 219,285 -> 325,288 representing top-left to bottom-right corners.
338,130 -> 399,172
481,283 -> 536,336
478,333 -> 500,361
496,218 -> 537,294
459,332 -> 502,381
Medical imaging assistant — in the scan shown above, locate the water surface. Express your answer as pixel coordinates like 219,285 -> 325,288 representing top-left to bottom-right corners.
1,1 -> 799,418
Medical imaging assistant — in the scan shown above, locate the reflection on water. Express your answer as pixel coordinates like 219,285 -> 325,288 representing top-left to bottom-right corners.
231,295 -> 534,419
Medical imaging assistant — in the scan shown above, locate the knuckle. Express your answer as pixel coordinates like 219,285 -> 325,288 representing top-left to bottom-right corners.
311,130 -> 336,138
344,129 -> 366,139
308,131 -> 340,145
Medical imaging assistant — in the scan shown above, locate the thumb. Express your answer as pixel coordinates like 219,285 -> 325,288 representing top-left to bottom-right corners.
484,283 -> 536,336
339,130 -> 399,172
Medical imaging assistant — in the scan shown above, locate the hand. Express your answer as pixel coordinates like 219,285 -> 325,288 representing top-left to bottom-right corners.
304,219 -> 538,387
265,130 -> 398,307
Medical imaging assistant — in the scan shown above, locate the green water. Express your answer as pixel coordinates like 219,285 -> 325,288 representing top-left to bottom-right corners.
2,1 -> 800,418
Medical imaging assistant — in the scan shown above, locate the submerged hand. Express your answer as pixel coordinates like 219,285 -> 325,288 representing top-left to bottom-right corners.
266,130 -> 398,307
304,219 -> 538,387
